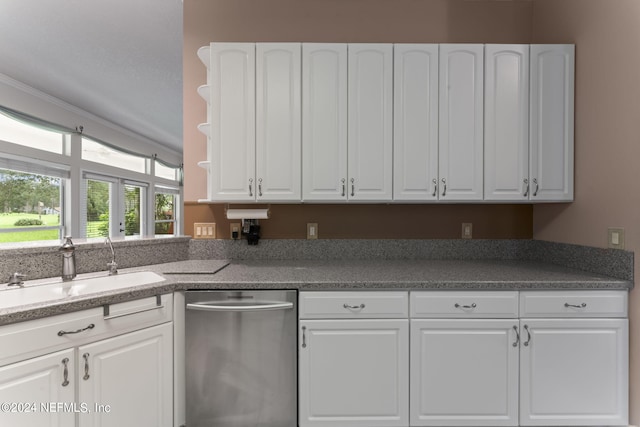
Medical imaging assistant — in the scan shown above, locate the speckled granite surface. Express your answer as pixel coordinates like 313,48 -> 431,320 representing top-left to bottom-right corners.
0,238 -> 633,326
0,257 -> 631,326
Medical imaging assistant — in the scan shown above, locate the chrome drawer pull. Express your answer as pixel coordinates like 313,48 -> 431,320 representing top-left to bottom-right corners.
523,324 -> 532,346
343,303 -> 365,310
302,326 -> 307,348
83,353 -> 90,380
454,303 -> 477,309
512,325 -> 520,347
564,302 -> 587,309
341,178 -> 346,197
58,323 -> 95,337
432,178 -> 438,197
61,358 -> 70,387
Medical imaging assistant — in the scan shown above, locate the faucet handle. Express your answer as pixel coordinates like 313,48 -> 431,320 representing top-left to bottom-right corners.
8,272 -> 26,286
107,261 -> 118,276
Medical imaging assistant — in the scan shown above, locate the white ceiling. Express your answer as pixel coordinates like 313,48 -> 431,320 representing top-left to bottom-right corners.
0,0 -> 183,153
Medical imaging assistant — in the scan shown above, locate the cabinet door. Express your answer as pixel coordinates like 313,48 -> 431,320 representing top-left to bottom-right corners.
529,44 -> 574,201
0,349 -> 75,427
302,43 -> 348,201
78,323 -> 173,427
520,319 -> 628,426
439,44 -> 484,201
484,45 -> 530,201
256,43 -> 301,201
210,43 -> 255,201
348,44 -> 393,201
299,319 -> 409,427
393,44 -> 439,201
410,319 -> 519,426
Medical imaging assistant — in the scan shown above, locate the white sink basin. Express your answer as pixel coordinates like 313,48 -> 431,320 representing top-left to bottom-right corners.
0,271 -> 165,310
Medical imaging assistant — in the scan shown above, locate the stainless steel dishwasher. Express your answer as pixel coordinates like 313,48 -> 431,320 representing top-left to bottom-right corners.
185,290 -> 297,427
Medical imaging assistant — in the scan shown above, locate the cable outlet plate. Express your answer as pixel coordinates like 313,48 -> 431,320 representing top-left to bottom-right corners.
307,223 -> 318,240
608,227 -> 625,249
462,223 -> 473,239
194,222 -> 216,239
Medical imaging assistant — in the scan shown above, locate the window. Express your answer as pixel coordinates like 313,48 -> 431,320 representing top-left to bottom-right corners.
82,137 -> 146,173
155,188 -> 178,236
0,104 -> 182,245
0,168 -> 64,243
0,111 -> 66,155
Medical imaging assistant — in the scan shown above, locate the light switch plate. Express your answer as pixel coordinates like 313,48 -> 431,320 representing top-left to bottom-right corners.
194,222 -> 216,239
608,227 -> 625,249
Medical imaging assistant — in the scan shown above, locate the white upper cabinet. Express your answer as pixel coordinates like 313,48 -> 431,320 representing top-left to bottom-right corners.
348,44 -> 393,201
256,43 -> 302,201
529,44 -> 575,201
302,44 -> 348,201
393,44 -> 439,201
439,44 -> 484,201
208,43 -> 256,201
484,45 -> 530,201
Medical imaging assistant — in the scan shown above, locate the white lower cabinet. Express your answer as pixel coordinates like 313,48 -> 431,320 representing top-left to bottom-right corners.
519,318 -> 628,426
299,290 -> 629,427
77,323 -> 173,427
0,294 -> 174,427
410,319 -> 519,426
0,348 -> 76,427
299,292 -> 409,427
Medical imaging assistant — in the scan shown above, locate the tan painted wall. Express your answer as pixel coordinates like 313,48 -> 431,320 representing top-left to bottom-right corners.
183,0 -> 534,240
531,0 -> 640,421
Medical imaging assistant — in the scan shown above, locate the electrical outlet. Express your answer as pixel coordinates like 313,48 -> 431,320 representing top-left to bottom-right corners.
307,223 -> 318,240
230,223 -> 241,240
462,222 -> 473,239
194,222 -> 216,239
608,227 -> 625,249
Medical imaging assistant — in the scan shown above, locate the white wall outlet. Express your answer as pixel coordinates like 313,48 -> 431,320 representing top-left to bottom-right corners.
462,222 -> 473,239
307,223 -> 318,240
608,227 -> 625,249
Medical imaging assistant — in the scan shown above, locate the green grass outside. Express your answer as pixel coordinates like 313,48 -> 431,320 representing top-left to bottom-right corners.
0,213 -> 109,242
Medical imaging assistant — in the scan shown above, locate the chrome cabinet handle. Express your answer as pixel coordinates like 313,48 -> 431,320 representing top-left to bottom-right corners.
512,325 -> 520,347
441,178 -> 447,196
83,353 -> 90,380
350,178 -> 355,197
258,178 -> 263,197
532,178 -> 539,196
523,324 -> 531,347
565,302 -> 587,309
523,178 -> 529,197
341,178 -> 346,197
58,323 -> 95,337
454,303 -> 476,309
302,326 -> 307,348
62,358 -> 70,387
248,178 -> 253,197
432,178 -> 438,197
343,303 -> 365,310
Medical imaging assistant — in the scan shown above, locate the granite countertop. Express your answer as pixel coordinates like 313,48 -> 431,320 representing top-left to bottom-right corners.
0,259 -> 632,326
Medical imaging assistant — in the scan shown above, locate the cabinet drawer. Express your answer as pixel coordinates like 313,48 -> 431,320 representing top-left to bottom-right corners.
0,294 -> 173,367
520,291 -> 628,318
299,291 -> 408,318
410,291 -> 519,318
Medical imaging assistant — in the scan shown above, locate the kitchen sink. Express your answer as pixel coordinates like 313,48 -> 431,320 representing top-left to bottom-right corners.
0,271 -> 165,310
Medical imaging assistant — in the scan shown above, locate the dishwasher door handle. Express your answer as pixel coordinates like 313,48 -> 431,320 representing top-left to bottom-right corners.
186,301 -> 294,312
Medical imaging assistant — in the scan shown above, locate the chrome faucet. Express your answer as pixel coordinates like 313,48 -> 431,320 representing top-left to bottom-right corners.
59,236 -> 77,282
105,237 -> 118,275
7,272 -> 25,287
